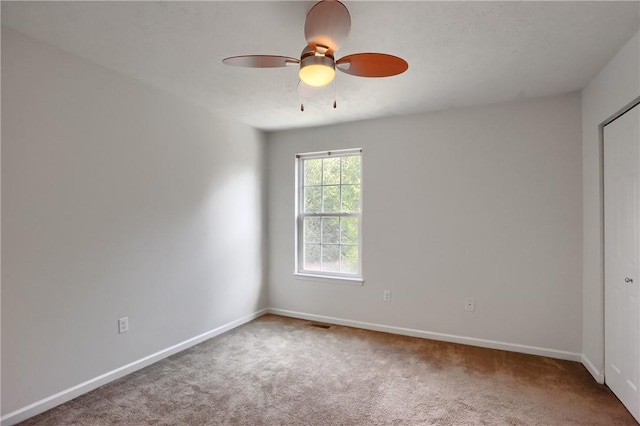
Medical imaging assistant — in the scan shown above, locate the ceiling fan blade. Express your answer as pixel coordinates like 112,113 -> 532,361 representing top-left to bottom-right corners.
304,0 -> 351,54
336,53 -> 408,77
222,55 -> 299,68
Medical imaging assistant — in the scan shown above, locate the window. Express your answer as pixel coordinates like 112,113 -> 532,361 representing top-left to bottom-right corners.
295,149 -> 362,281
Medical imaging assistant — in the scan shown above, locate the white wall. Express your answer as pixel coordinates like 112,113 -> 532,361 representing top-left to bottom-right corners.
267,94 -> 583,357
581,31 -> 640,382
1,27 -> 267,418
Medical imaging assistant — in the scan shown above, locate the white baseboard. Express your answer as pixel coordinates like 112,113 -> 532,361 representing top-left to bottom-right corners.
0,308 -> 269,426
268,308 -> 583,363
581,354 -> 605,384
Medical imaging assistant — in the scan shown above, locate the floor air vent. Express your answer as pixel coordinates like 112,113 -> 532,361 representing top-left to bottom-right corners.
309,323 -> 331,329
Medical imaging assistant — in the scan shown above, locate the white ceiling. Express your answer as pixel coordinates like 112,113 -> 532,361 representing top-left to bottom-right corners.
2,1 -> 639,132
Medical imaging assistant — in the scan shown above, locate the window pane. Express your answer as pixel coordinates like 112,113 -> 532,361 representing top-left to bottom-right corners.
304,187 -> 322,213
304,244 -> 321,271
340,245 -> 359,274
321,217 -> 340,244
304,159 -> 322,186
323,157 -> 341,185
341,184 -> 361,212
323,186 -> 340,212
340,217 -> 359,245
304,217 -> 320,243
322,244 -> 340,272
297,150 -> 362,278
341,155 -> 361,184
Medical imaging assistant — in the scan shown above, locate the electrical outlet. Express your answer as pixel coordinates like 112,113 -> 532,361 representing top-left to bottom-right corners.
118,317 -> 129,334
384,291 -> 391,302
464,298 -> 475,312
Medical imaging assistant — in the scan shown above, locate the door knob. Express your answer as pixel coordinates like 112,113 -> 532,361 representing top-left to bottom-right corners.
625,277 -> 634,283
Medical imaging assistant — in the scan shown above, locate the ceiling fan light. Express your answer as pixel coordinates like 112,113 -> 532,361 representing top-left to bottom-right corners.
299,54 -> 335,87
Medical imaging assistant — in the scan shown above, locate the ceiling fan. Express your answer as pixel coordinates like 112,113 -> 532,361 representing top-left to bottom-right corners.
222,0 -> 408,108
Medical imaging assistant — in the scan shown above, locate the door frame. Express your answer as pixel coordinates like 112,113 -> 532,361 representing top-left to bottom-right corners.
600,95 -> 640,383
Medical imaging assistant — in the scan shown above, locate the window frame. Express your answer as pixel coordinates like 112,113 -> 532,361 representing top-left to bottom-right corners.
294,148 -> 363,283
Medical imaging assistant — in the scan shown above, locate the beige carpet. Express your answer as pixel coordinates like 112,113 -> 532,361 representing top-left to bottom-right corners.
20,314 -> 637,425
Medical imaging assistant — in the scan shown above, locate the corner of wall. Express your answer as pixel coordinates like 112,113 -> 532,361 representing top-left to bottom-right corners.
581,354 -> 605,384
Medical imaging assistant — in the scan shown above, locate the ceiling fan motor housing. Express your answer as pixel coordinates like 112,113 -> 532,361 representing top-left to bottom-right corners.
299,46 -> 336,87
300,46 -> 334,67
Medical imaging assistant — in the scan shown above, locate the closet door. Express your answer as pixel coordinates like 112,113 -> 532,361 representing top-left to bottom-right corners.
604,103 -> 640,422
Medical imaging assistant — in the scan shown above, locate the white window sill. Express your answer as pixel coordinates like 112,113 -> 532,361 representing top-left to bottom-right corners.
293,273 -> 364,286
